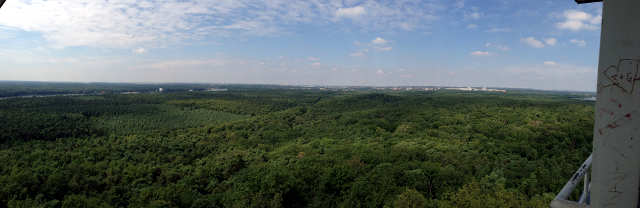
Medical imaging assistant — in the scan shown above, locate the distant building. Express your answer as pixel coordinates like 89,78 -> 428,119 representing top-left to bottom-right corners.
445,86 -> 506,93
158,88 -> 164,92
445,86 -> 474,91
206,88 -> 228,92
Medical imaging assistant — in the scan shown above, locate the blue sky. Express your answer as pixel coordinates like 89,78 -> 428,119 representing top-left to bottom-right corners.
0,0 -> 602,91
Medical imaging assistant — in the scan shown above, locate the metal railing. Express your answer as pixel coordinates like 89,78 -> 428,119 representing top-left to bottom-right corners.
550,154 -> 592,208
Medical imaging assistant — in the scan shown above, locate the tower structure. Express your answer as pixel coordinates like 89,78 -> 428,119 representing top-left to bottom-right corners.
553,0 -> 640,207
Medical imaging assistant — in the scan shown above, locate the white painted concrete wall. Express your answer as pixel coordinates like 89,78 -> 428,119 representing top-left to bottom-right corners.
591,0 -> 640,207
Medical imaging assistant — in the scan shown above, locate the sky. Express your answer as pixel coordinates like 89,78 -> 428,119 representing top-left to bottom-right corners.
0,0 -> 603,91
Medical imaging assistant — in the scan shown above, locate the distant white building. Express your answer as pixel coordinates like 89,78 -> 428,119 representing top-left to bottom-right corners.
445,86 -> 506,93
206,88 -> 228,92
445,86 -> 474,91
158,88 -> 164,92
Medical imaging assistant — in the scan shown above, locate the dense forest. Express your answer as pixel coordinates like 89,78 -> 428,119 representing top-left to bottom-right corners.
0,85 -> 594,207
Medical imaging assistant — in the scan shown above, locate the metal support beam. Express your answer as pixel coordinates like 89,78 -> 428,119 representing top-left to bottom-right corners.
555,154 -> 593,201
0,0 -> 5,9
551,199 -> 591,208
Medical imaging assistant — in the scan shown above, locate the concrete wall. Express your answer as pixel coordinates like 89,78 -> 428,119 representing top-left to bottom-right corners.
591,0 -> 640,207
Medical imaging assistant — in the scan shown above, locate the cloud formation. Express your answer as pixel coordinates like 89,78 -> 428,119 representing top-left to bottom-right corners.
485,43 -> 510,51
570,39 -> 587,47
521,37 -> 545,48
336,6 -> 366,18
485,28 -> 511,33
470,51 -> 491,56
0,0 -> 443,48
134,48 -> 147,54
350,51 -> 367,57
375,46 -> 393,52
544,38 -> 557,46
465,12 -> 481,20
557,10 -> 601,31
372,37 -> 388,45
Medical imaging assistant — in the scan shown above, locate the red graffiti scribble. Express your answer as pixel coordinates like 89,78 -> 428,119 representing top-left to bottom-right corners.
600,108 -> 615,116
598,110 -> 638,136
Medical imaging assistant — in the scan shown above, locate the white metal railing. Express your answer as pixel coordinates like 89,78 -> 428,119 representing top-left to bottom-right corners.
550,154 -> 592,208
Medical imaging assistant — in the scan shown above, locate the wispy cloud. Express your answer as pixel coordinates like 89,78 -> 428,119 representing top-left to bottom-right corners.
336,6 -> 366,18
557,10 -> 601,31
465,12 -> 482,20
372,37 -> 388,45
375,46 -> 393,52
544,38 -> 557,46
570,39 -> 587,47
133,48 -> 147,54
485,42 -> 510,51
0,0 -> 443,48
350,51 -> 367,57
351,37 -> 394,56
521,37 -> 545,48
485,27 -> 511,33
470,51 -> 491,56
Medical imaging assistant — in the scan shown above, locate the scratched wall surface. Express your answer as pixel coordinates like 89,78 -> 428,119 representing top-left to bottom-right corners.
591,0 -> 640,207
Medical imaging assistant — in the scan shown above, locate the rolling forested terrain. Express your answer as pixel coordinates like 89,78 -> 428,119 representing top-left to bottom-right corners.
0,86 -> 594,208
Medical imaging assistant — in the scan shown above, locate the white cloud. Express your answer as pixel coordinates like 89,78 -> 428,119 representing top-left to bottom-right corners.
375,46 -> 393,52
466,24 -> 478,29
486,28 -> 511,33
557,10 -> 601,31
351,37 -> 393,56
336,6 -> 366,18
0,0 -> 442,48
465,12 -> 481,20
570,39 -> 587,47
134,48 -> 147,54
544,38 -> 557,46
521,37 -> 545,48
470,51 -> 491,56
372,37 -> 388,45
485,43 -> 510,51
311,62 -> 321,67
376,69 -> 385,75
307,57 -> 320,61
544,61 -> 557,66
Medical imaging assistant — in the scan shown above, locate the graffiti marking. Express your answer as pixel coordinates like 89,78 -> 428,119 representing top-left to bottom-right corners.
599,58 -> 640,94
598,110 -> 639,136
